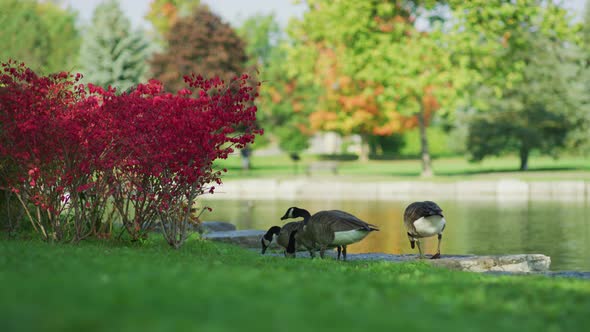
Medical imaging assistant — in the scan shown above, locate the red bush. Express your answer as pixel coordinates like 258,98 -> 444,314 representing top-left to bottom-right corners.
0,61 -> 90,241
0,61 -> 261,247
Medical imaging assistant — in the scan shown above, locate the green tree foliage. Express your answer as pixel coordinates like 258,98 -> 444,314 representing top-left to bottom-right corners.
0,0 -> 45,71
0,0 -> 79,74
37,1 -> 80,73
369,134 -> 405,158
574,0 -> 590,153
583,0 -> 590,52
451,0 -> 587,170
466,33 -> 586,170
448,0 -> 578,105
260,45 -> 318,154
238,13 -> 282,67
237,14 -> 313,154
150,5 -> 247,92
286,0 -> 464,174
79,0 -> 151,92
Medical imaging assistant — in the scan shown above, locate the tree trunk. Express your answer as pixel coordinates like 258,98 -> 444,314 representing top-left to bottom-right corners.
519,146 -> 529,171
417,108 -> 433,177
359,134 -> 370,162
240,147 -> 251,170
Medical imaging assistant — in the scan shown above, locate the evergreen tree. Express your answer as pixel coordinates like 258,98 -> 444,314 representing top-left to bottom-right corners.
80,0 -> 151,92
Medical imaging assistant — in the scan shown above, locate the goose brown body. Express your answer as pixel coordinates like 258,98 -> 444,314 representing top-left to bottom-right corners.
276,222 -> 303,248
281,207 -> 379,260
261,221 -> 315,256
403,201 -> 446,259
307,210 -> 378,246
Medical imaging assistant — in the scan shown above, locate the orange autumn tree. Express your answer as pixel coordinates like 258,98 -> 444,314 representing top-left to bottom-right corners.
287,0 -> 465,175
309,45 -> 414,161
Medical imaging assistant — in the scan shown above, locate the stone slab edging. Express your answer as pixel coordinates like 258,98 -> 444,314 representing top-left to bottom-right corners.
264,251 -> 551,273
202,229 -> 266,248
263,250 -> 590,278
203,179 -> 590,201
201,229 -> 562,274
486,271 -> 590,279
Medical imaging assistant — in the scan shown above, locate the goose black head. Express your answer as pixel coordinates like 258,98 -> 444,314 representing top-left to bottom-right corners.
261,226 -> 281,254
280,207 -> 298,220
280,207 -> 311,224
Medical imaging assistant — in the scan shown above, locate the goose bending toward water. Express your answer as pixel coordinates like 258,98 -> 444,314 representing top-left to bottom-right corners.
261,222 -> 309,256
261,221 -> 344,259
280,207 -> 379,260
403,201 -> 446,259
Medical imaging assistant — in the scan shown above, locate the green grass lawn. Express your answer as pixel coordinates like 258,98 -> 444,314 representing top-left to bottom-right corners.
215,153 -> 590,181
1,238 -> 589,331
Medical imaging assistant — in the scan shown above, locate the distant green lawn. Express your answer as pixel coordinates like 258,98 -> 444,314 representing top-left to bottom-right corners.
1,238 -> 589,331
215,153 -> 590,181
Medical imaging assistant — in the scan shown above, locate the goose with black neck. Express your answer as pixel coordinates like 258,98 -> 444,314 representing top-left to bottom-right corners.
280,206 -> 379,260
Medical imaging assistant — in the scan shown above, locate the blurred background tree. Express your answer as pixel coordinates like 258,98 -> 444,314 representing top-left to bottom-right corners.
449,0 -> 588,170
238,14 -> 318,157
0,0 -> 79,74
238,13 -> 282,68
145,0 -> 201,46
259,44 -> 318,156
467,33 -> 587,170
285,0 -> 465,175
79,0 -> 151,92
573,0 -> 590,154
150,5 -> 247,92
36,0 -> 80,73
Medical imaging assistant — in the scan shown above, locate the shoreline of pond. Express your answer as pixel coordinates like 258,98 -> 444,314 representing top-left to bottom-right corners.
199,226 -> 590,278
206,178 -> 590,201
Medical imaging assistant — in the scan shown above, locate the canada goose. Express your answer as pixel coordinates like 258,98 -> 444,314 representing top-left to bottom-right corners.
261,222 -> 301,255
280,207 -> 379,260
285,230 -> 298,258
261,221 -> 341,258
284,229 -> 347,259
403,201 -> 446,259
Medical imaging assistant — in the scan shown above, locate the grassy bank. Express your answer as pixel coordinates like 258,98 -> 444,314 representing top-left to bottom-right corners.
215,154 -> 590,181
1,238 -> 589,331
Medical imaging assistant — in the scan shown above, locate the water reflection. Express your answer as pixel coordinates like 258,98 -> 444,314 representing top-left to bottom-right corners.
200,199 -> 590,271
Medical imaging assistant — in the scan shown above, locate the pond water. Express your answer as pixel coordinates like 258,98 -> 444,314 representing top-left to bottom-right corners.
200,199 -> 590,271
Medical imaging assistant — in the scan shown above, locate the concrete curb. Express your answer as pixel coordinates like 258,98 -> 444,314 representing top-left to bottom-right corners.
204,179 -> 590,201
